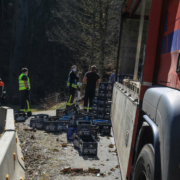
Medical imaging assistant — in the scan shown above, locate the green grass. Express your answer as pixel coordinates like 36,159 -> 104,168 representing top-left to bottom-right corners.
50,102 -> 67,110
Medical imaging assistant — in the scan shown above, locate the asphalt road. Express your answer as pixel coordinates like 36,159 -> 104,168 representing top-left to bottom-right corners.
23,111 -> 122,180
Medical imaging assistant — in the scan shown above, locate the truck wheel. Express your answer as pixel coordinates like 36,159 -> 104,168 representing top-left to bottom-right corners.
133,144 -> 154,180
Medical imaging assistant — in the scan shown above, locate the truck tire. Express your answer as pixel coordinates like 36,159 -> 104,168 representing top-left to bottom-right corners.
133,144 -> 154,180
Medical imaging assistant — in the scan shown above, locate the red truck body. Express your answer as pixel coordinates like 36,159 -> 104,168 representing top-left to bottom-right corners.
114,0 -> 180,179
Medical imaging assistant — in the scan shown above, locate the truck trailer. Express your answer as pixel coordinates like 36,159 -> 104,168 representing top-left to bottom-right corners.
112,0 -> 180,179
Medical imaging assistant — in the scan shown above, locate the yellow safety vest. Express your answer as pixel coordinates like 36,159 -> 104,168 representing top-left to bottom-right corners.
19,74 -> 31,91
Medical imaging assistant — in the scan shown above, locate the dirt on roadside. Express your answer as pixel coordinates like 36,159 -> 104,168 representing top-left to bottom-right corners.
16,114 -> 121,180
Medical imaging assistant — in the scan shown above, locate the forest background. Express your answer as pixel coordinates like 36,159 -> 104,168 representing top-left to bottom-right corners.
0,0 -> 122,105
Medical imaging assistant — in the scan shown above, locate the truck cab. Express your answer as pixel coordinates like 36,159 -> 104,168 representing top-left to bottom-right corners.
112,0 -> 180,179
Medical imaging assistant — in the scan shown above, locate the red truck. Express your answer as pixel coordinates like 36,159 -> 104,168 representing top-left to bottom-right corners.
112,0 -> 180,179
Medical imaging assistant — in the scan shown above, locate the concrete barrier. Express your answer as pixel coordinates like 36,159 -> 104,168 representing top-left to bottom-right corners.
0,107 -> 25,180
0,107 -> 8,134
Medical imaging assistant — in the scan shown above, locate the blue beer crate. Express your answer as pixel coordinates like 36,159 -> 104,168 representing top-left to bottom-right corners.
67,127 -> 77,140
92,119 -> 111,125
60,115 -> 71,120
30,118 -> 45,130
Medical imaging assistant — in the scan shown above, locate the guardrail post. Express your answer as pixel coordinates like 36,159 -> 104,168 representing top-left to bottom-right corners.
14,153 -> 16,161
6,174 -> 9,180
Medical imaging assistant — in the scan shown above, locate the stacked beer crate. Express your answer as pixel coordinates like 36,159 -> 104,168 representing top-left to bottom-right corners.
92,82 -> 113,120
67,114 -> 97,140
91,82 -> 113,136
73,118 -> 98,156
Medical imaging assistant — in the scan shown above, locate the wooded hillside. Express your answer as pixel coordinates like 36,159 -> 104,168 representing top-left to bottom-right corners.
0,0 -> 122,104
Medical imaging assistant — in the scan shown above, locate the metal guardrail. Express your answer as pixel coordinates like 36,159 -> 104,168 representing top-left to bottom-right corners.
0,107 -> 25,180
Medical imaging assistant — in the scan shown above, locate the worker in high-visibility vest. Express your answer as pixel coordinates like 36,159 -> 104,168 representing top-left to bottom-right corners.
19,68 -> 32,117
0,78 -> 6,107
66,65 -> 79,108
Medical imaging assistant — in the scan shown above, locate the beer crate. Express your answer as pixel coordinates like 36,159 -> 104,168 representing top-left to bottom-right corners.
44,121 -> 62,132
97,123 -> 112,136
67,127 -> 77,140
79,136 -> 98,156
73,134 -> 80,148
69,115 -> 87,127
99,90 -> 112,98
14,111 -> 26,122
77,121 -> 92,137
97,112 -> 110,120
91,125 -> 98,139
88,115 -> 97,122
92,103 -> 98,111
92,96 -> 99,104
92,119 -> 111,125
91,110 -> 98,117
98,96 -> 112,102
30,118 -> 45,130
48,116 -> 61,121
98,98 -> 111,105
98,104 -> 111,112
99,82 -> 113,91
34,114 -> 49,119
56,109 -> 66,116
61,120 -> 69,130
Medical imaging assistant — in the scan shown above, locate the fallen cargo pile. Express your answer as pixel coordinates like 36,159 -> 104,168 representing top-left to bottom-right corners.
14,82 -> 121,179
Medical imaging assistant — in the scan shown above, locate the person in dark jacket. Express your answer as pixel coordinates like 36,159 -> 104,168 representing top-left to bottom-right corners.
0,78 -> 6,106
109,70 -> 116,83
83,65 -> 101,112
66,65 -> 79,108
